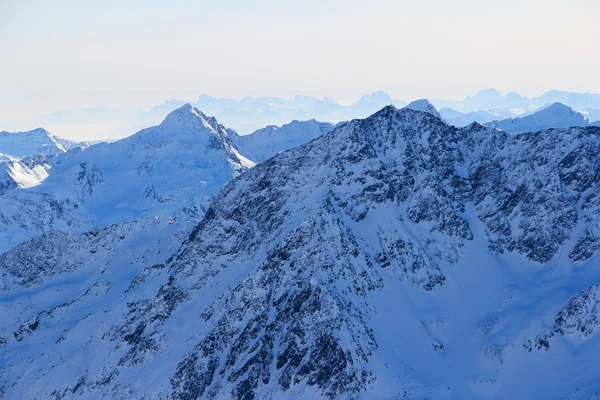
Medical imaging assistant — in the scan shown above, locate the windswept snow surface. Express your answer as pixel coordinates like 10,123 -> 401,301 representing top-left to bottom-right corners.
2,107 -> 600,399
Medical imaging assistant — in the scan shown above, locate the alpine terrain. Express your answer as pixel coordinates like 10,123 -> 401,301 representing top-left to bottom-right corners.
2,106 -> 600,399
0,128 -> 88,162
230,119 -> 334,162
0,104 -> 254,249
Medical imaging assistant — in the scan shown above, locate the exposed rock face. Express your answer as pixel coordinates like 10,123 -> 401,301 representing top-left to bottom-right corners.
3,106 -> 600,399
525,282 -> 600,352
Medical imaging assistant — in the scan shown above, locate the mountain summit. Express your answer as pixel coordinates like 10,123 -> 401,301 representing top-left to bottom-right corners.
0,128 -> 87,161
486,102 -> 591,133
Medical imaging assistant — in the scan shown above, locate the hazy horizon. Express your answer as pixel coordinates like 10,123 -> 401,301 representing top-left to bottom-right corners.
2,0 -> 599,121
3,86 -> 600,141
1,86 -> 599,118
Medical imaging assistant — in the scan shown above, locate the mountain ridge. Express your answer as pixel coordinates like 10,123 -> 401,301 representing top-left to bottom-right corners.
0,127 -> 88,161
485,102 -> 591,133
9,89 -> 600,140
3,106 -> 600,398
0,104 -> 254,249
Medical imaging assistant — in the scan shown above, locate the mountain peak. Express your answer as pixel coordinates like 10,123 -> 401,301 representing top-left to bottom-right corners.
403,99 -> 441,119
0,127 -> 85,161
366,104 -> 398,120
163,103 -> 204,121
159,104 -> 227,135
485,101 -> 590,133
543,102 -> 575,113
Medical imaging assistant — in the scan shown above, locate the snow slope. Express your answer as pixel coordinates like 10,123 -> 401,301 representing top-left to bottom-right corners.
0,104 -> 254,250
3,107 -> 600,399
230,119 -> 334,162
195,91 -> 405,134
439,108 -> 522,127
486,102 -> 592,133
0,128 -> 88,162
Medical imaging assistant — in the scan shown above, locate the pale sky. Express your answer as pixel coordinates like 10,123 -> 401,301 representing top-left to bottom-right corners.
1,0 -> 599,120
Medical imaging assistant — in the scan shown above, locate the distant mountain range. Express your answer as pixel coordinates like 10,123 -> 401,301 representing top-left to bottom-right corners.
432,88 -> 600,113
5,92 -> 405,140
4,89 -> 600,141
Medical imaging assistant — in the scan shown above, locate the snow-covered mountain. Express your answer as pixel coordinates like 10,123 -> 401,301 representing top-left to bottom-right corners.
439,108 -> 522,127
7,93 -> 406,140
403,99 -> 441,119
0,104 -> 254,250
0,128 -> 88,162
231,119 -> 334,162
3,106 -> 600,399
486,102 -> 592,133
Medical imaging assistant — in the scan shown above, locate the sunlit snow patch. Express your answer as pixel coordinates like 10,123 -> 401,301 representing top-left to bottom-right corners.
7,161 -> 50,188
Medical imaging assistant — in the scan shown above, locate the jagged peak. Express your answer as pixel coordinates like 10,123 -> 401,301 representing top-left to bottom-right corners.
358,105 -> 452,135
162,103 -> 207,122
368,103 -> 448,121
151,104 -> 254,168
31,127 -> 50,135
365,104 -> 398,119
159,104 -> 230,138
